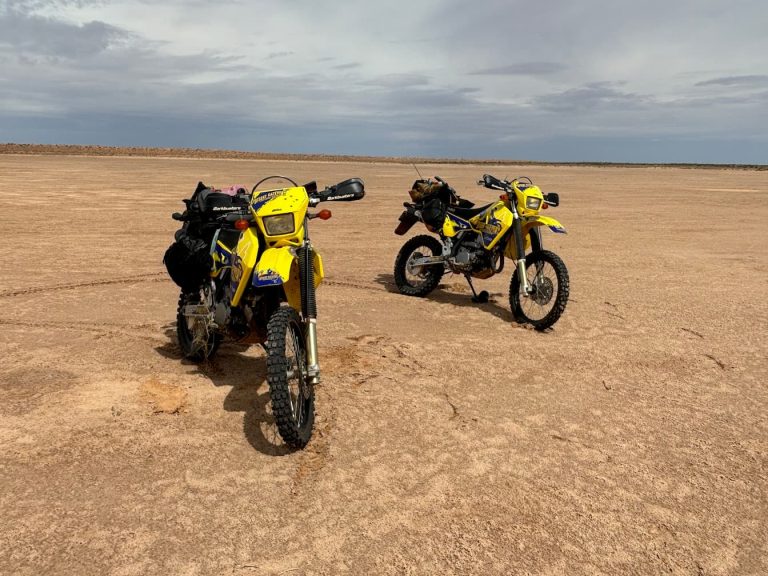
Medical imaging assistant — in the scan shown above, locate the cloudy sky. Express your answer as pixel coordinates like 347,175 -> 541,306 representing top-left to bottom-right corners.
1,0 -> 767,163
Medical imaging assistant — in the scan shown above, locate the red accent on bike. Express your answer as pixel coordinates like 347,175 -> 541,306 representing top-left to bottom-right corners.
234,219 -> 250,230
542,203 -> 549,210
318,209 -> 332,220
500,194 -> 509,201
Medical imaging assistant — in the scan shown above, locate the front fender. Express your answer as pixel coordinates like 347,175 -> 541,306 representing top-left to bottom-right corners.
254,247 -> 296,287
523,214 -> 567,234
254,247 -> 324,312
506,215 -> 567,259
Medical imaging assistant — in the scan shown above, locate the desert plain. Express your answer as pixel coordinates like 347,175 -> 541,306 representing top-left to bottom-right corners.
0,151 -> 766,575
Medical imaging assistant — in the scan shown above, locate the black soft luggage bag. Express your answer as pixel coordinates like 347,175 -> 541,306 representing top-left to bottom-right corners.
183,182 -> 249,243
163,231 -> 212,292
421,197 -> 448,230
164,182 -> 249,290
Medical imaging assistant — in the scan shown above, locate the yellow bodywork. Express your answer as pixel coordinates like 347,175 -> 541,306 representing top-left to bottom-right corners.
441,214 -> 464,237
514,183 -> 545,217
226,185 -> 324,312
505,215 -> 567,259
469,201 -> 514,249
230,227 -> 261,306
253,186 -> 309,248
254,247 -> 324,311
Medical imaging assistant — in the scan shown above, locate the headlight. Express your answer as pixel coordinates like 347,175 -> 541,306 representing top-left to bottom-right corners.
525,196 -> 542,211
262,213 -> 295,235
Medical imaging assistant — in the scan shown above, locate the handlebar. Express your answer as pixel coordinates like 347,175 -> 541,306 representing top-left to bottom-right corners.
310,177 -> 365,204
478,174 -> 509,191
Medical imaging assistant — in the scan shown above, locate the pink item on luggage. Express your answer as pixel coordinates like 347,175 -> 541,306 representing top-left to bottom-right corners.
218,184 -> 248,196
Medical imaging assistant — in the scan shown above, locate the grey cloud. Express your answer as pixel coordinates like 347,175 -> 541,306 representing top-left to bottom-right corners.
332,62 -> 361,70
469,62 -> 566,76
695,75 -> 768,87
358,73 -> 430,88
535,82 -> 650,113
3,0 -> 107,10
0,12 -> 131,59
267,51 -> 294,59
2,0 -> 767,163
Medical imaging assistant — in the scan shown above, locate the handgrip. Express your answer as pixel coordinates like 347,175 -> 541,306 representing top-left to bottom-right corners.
319,177 -> 365,202
481,174 -> 506,190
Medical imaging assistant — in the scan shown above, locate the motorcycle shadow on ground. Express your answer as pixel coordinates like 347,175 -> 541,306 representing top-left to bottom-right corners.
155,326 -> 292,457
373,273 -> 515,323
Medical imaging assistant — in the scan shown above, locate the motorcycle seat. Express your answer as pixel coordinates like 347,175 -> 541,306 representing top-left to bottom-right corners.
448,203 -> 493,219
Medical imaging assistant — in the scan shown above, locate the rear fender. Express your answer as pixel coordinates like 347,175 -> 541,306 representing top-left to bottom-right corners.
394,209 -> 419,235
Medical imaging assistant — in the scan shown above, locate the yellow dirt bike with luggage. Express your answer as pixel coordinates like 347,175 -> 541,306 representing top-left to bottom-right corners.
393,174 -> 569,330
164,176 -> 365,448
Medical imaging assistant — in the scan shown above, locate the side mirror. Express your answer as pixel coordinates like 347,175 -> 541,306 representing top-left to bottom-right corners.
321,177 -> 365,202
544,192 -> 560,207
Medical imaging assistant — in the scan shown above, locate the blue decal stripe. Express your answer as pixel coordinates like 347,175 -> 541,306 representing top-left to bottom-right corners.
253,268 -> 284,287
254,277 -> 283,287
251,189 -> 286,212
549,226 -> 567,234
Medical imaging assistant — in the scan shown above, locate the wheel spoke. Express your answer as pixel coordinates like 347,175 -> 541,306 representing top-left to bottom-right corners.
285,326 -> 306,425
520,260 -> 558,321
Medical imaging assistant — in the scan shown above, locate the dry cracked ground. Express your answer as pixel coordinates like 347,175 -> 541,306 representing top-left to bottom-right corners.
0,154 -> 766,575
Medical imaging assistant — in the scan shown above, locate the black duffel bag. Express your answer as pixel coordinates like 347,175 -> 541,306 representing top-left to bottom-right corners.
163,231 -> 212,291
421,197 -> 447,231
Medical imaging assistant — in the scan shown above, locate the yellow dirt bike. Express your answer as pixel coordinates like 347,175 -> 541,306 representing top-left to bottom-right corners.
164,176 -> 365,448
393,174 -> 569,330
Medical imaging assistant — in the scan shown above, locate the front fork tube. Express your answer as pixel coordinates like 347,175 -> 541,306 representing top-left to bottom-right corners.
299,236 -> 320,385
305,319 -> 319,385
513,216 -> 531,294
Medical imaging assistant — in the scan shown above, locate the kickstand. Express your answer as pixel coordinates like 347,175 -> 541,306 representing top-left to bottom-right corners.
465,274 -> 489,303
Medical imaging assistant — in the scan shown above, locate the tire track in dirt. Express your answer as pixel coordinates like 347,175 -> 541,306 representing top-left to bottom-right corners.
0,318 -> 167,341
0,273 -> 167,298
323,278 -> 390,292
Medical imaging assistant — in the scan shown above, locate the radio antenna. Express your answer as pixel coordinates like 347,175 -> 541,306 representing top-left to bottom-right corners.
413,163 -> 424,179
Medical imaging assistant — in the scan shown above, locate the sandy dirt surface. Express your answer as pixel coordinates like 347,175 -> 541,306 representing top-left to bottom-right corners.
0,154 -> 766,575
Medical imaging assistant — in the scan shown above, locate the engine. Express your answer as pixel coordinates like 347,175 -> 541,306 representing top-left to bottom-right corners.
447,234 -> 502,279
449,237 -> 490,273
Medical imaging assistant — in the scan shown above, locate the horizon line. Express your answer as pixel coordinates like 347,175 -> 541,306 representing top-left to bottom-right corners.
2,143 -> 765,171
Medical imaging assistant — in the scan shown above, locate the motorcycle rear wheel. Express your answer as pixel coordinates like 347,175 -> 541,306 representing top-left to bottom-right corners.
509,250 -> 569,331
394,234 -> 444,297
266,305 -> 315,449
176,291 -> 221,361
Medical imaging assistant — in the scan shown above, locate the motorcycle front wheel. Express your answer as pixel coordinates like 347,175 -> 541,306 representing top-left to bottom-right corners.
393,234 -> 445,297
265,305 -> 315,449
509,250 -> 569,331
